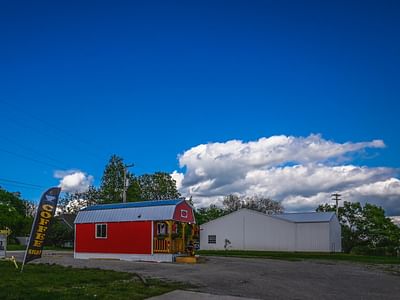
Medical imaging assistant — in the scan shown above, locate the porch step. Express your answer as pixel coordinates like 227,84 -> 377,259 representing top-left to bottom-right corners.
175,255 -> 199,264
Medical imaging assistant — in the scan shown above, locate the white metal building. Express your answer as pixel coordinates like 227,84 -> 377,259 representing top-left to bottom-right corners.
200,209 -> 341,252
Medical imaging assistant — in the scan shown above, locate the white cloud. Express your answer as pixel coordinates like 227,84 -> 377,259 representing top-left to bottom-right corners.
54,170 -> 94,193
390,216 -> 400,227
175,134 -> 400,215
171,170 -> 184,190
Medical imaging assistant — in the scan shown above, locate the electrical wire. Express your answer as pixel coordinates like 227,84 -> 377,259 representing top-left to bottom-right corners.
0,184 -> 43,191
0,179 -> 45,191
0,178 -> 46,188
0,147 -> 63,169
0,134 -> 68,168
0,100 -> 113,197
0,99 -> 108,162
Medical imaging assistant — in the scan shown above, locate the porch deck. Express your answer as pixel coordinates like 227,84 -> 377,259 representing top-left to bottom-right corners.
153,221 -> 198,255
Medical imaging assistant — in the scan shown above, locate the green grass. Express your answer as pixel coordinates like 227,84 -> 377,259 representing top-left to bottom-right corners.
5,244 -> 25,251
197,250 -> 400,264
0,261 -> 184,300
6,244 -> 73,251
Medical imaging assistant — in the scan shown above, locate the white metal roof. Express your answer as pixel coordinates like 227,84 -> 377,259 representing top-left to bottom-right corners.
200,209 -> 336,227
74,205 -> 176,224
271,212 -> 335,223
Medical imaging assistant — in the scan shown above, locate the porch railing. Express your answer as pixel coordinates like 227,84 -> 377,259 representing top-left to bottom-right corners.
153,239 -> 169,253
153,238 -> 185,254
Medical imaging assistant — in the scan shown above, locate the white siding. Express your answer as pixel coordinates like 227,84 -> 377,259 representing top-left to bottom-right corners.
200,209 -> 342,252
200,209 -> 296,251
329,217 -> 342,252
200,210 -> 244,250
295,223 -> 330,251
243,212 -> 295,251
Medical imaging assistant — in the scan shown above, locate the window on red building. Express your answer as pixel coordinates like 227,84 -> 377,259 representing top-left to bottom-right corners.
181,209 -> 188,218
96,224 -> 107,238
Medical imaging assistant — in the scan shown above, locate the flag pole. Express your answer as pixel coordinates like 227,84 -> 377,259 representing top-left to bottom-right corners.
20,187 -> 61,272
21,207 -> 37,273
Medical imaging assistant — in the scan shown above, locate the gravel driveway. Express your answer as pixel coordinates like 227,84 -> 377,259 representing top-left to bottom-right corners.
7,251 -> 400,299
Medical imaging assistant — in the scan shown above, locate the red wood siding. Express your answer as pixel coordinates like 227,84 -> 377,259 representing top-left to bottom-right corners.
75,221 -> 152,254
173,201 -> 195,223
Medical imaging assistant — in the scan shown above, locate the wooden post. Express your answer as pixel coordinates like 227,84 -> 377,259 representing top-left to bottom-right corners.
182,223 -> 186,253
167,221 -> 173,253
189,224 -> 194,241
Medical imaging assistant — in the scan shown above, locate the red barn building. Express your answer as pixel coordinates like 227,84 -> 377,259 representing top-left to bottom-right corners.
74,199 -> 197,262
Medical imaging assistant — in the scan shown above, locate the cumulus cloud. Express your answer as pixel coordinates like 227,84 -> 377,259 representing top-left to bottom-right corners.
390,216 -> 400,227
171,170 -> 184,190
54,170 -> 94,193
174,134 -> 400,215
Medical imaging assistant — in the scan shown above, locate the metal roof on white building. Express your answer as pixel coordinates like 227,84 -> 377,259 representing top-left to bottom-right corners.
271,212 -> 335,223
74,199 -> 184,224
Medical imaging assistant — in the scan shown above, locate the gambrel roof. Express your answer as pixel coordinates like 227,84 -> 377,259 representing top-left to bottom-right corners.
74,199 -> 192,224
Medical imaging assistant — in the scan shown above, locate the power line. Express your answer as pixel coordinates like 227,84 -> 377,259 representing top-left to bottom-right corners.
0,147 -> 64,169
0,100 -> 110,193
0,180 -> 45,191
0,178 -> 46,188
0,128 -> 99,178
0,134 -> 68,168
0,99 -> 108,162
1,112 -> 105,165
0,183 -> 43,191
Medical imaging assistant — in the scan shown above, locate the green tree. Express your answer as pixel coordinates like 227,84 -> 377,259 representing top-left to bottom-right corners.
0,187 -> 33,237
317,201 -> 400,255
58,185 -> 102,213
0,188 -> 26,215
318,201 -> 364,253
222,194 -> 242,213
357,203 -> 400,255
244,195 -> 284,214
195,205 -> 226,225
93,154 -> 182,204
132,172 -> 180,201
45,218 -> 74,248
223,194 -> 283,214
100,155 -> 134,203
126,179 -> 142,202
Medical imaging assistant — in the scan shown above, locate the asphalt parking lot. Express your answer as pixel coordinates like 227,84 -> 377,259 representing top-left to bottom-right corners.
7,251 -> 400,299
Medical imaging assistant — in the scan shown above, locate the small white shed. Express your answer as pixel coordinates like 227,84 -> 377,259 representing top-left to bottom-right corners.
200,209 -> 341,252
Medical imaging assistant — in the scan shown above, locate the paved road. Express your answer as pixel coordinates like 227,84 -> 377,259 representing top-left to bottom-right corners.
7,251 -> 400,300
148,290 -> 258,300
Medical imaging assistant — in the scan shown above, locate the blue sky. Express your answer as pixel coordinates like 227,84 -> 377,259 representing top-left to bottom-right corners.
1,1 -> 399,214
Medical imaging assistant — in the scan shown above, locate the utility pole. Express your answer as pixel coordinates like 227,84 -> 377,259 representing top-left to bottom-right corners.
123,163 -> 134,203
331,193 -> 342,216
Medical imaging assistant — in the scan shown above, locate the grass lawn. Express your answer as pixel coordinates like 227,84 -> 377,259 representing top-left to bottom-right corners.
197,250 -> 400,264
0,261 -> 184,300
6,244 -> 73,251
5,244 -> 26,251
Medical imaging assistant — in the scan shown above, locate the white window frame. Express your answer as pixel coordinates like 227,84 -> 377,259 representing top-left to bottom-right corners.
208,235 -> 216,244
180,209 -> 188,218
95,223 -> 107,239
